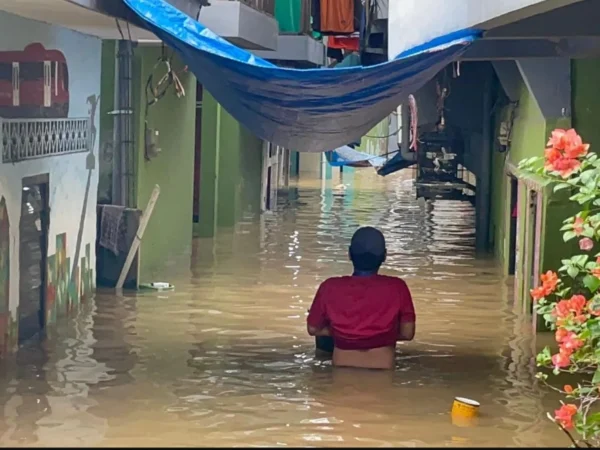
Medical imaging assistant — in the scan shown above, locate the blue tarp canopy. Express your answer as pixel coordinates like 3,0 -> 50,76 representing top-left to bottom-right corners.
326,146 -> 388,168
124,0 -> 480,153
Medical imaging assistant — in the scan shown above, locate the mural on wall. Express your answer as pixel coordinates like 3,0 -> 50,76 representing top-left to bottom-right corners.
0,9 -> 102,355
46,233 -> 93,325
0,43 -> 69,119
0,197 -> 9,353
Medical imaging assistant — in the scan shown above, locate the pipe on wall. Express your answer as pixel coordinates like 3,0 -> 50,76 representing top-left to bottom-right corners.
112,40 -> 135,208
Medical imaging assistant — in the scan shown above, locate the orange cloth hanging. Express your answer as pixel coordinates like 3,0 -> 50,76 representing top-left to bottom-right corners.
320,0 -> 354,34
328,36 -> 359,52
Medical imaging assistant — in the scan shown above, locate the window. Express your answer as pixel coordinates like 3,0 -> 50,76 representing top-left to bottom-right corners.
20,62 -> 43,81
61,63 -> 69,90
0,63 -> 11,81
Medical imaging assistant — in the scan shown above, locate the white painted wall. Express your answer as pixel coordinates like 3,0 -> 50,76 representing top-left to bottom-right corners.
199,1 -> 278,50
0,10 -> 101,320
388,0 -> 553,59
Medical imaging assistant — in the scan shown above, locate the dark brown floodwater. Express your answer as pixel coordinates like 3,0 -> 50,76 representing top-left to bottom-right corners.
0,170 -> 566,447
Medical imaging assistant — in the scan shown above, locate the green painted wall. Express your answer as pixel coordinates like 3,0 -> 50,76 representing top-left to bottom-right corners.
197,91 -> 263,237
489,72 -> 589,317
572,59 -> 600,153
133,47 -> 197,279
490,82 -> 546,267
357,119 -> 389,157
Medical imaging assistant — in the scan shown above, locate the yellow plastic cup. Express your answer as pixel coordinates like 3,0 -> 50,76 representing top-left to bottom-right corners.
451,397 -> 480,419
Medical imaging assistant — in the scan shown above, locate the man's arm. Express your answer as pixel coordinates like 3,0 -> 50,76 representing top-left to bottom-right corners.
307,282 -> 330,337
397,280 -> 416,341
397,321 -> 415,341
307,324 -> 331,337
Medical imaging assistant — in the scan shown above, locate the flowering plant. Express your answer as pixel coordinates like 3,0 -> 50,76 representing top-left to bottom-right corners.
519,129 -> 600,447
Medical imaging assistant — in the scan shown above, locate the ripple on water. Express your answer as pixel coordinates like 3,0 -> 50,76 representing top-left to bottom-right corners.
0,170 -> 563,447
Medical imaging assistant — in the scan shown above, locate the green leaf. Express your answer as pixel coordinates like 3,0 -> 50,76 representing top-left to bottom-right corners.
583,228 -> 596,238
554,183 -> 572,193
573,255 -> 590,266
568,265 -> 580,278
592,368 -> 600,384
579,386 -> 596,394
588,318 -> 600,338
564,231 -> 577,242
584,275 -> 600,293
536,346 -> 552,365
586,412 -> 600,425
543,313 -> 556,326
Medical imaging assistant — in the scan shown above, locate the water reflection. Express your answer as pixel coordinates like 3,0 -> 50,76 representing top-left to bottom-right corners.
0,169 -> 566,447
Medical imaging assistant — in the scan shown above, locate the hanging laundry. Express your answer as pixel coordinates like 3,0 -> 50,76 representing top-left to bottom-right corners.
313,0 -> 362,35
311,0 -> 321,33
353,0 -> 363,34
328,36 -> 359,52
321,0 -> 354,34
326,46 -> 343,62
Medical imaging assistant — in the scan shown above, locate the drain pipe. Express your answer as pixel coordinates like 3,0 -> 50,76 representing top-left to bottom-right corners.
111,39 -> 135,208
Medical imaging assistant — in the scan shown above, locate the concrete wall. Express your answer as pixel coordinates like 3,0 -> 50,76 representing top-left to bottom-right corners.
197,91 -> 263,237
133,47 -> 197,279
388,0 -> 563,58
0,11 -> 101,351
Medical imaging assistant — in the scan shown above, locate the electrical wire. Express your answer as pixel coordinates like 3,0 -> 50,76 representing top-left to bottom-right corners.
143,46 -> 188,160
115,19 -> 125,40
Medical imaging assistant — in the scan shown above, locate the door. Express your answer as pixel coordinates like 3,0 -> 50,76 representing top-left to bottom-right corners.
43,61 -> 51,108
11,62 -> 19,107
193,83 -> 203,223
19,175 -> 49,343
508,176 -> 518,276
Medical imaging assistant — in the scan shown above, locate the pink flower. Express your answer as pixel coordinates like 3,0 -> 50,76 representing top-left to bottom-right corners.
574,217 -> 585,236
555,404 -> 578,430
561,332 -> 584,352
579,238 -> 594,251
552,350 -> 571,369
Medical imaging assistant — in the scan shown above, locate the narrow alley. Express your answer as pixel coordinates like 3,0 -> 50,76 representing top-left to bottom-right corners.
0,170 -> 562,447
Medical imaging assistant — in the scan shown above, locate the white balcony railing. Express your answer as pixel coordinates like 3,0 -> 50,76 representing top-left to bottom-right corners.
1,117 -> 90,163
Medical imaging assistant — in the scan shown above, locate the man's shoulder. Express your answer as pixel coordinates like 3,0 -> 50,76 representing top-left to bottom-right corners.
320,276 -> 350,287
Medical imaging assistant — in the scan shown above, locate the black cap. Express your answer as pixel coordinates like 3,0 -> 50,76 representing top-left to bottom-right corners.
350,227 -> 386,256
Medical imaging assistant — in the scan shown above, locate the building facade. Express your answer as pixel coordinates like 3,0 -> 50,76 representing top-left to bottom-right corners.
0,9 -> 102,353
383,0 -> 600,326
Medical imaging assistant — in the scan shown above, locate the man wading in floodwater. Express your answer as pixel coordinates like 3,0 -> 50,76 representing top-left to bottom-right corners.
307,227 -> 416,370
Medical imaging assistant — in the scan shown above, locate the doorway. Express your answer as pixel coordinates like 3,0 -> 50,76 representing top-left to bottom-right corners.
508,176 -> 518,276
193,83 -> 203,223
526,188 -> 542,314
19,175 -> 49,343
